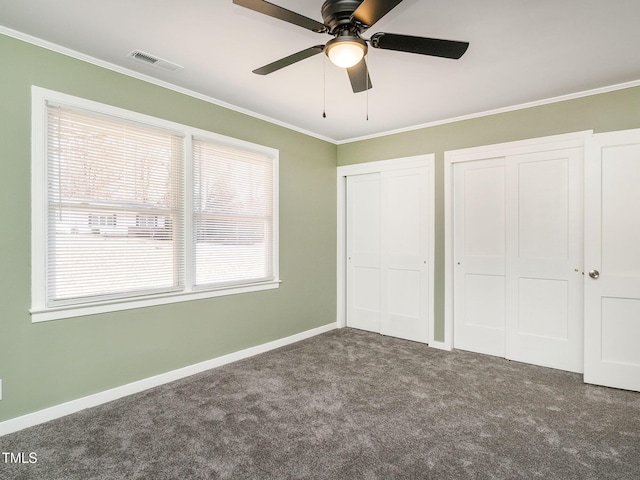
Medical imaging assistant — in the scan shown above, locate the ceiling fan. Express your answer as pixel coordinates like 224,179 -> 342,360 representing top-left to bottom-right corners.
233,0 -> 469,93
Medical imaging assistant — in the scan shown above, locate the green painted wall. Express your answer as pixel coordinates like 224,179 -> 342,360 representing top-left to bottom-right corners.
337,86 -> 640,342
0,34 -> 337,422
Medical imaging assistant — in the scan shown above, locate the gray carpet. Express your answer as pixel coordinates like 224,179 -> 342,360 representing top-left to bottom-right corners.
1,328 -> 639,479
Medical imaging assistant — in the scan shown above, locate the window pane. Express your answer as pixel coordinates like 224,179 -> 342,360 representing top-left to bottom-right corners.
46,105 -> 184,304
193,140 -> 274,287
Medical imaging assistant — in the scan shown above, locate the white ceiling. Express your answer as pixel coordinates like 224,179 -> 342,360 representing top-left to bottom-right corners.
2,0 -> 640,143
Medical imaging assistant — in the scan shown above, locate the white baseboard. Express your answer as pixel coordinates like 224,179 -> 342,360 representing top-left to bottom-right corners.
0,323 -> 336,437
429,340 -> 452,351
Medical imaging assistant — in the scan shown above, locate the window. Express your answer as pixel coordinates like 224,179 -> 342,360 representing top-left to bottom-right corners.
193,139 -> 275,288
45,104 -> 185,304
31,87 -> 279,322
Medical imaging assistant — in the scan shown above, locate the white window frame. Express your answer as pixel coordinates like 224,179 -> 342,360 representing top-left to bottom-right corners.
31,86 -> 279,322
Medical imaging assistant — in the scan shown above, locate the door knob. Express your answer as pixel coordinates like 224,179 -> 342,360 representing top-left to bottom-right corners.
589,270 -> 600,279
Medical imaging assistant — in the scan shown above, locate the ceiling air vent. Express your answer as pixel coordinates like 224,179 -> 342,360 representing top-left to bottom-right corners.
127,50 -> 183,72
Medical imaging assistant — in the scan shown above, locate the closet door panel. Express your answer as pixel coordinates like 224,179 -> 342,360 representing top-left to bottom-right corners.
505,148 -> 583,373
381,168 -> 430,343
346,173 -> 381,333
453,158 -> 506,356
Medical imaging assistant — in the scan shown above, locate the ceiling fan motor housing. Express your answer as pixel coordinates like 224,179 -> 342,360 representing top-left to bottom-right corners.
321,0 -> 363,33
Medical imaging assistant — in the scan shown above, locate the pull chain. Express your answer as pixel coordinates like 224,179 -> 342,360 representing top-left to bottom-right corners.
322,54 -> 327,118
365,51 -> 369,121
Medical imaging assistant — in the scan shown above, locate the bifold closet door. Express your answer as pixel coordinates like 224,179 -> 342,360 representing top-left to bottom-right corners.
346,168 -> 430,343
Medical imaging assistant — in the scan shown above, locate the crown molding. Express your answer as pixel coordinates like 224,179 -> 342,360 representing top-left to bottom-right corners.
337,78 -> 640,144
0,26 -> 336,144
3,26 -> 640,147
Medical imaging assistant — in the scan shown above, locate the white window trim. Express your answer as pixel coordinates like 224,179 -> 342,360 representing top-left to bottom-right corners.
31,86 -> 280,323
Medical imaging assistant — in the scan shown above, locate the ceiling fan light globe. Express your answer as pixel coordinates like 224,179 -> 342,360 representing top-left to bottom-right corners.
326,40 -> 365,68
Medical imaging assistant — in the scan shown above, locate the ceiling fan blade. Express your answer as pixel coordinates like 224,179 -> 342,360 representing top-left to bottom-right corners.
253,45 -> 325,75
370,32 -> 469,59
347,58 -> 373,93
351,0 -> 404,29
233,0 -> 327,33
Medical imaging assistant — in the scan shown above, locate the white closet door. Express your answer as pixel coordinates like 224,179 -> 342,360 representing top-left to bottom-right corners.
505,148 -> 584,372
585,129 -> 640,391
346,173 -> 381,333
453,158 -> 506,356
345,163 -> 432,344
380,168 -> 430,342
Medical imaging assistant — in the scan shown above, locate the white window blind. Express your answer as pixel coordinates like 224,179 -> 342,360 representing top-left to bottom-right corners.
193,139 -> 274,288
46,104 -> 185,306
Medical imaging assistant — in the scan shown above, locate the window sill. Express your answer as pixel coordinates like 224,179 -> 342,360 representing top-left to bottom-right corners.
30,280 -> 281,323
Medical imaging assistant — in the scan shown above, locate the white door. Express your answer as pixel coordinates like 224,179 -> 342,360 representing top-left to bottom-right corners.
346,173 -> 381,333
346,167 -> 432,343
584,129 -> 640,392
505,148 -> 584,373
380,168 -> 430,342
453,149 -> 584,371
453,158 -> 506,356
